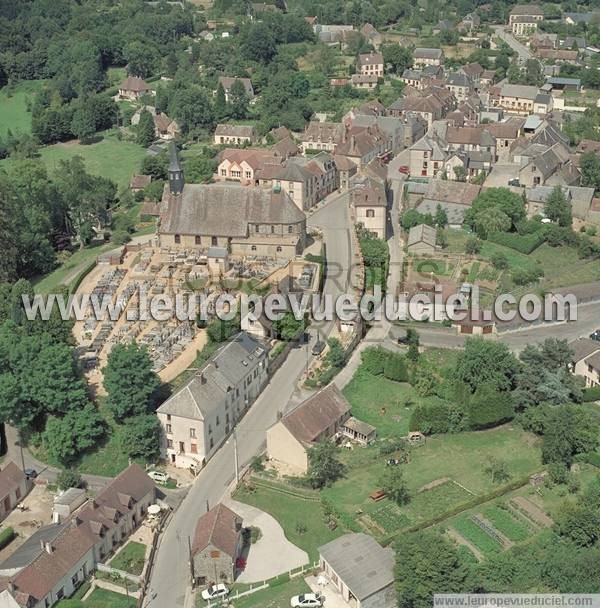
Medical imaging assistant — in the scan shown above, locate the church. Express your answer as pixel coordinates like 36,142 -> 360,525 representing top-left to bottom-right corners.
159,145 -> 307,259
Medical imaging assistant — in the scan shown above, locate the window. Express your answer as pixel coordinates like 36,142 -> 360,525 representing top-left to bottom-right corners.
57,589 -> 64,600
190,443 -> 198,454
190,428 -> 196,438
245,171 -> 251,179
71,574 -> 79,586
179,441 -> 185,453
251,245 -> 257,251
211,236 -> 217,246
216,416 -> 220,426
271,225 -> 275,233
220,169 -> 226,176
255,224 -> 259,232
288,225 -> 293,233
366,209 -> 375,218
167,439 -> 173,449
166,424 -> 172,434
276,246 -> 282,252
208,424 -> 212,435
195,236 -> 201,245
210,437 -> 214,449
167,414 -> 171,421
174,234 -> 181,244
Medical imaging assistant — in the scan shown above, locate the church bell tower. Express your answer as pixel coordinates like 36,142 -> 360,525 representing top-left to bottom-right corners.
168,142 -> 184,196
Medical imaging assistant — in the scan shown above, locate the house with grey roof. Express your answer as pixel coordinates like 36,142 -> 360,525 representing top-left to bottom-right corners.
568,337 -> 600,388
157,332 -> 269,469
413,47 -> 444,67
407,223 -> 437,254
214,124 -> 257,146
318,533 -> 396,608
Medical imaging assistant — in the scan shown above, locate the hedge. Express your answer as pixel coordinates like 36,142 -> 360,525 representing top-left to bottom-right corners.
575,452 -> 600,467
0,527 -> 14,551
487,231 -> 545,254
582,385 -> 600,402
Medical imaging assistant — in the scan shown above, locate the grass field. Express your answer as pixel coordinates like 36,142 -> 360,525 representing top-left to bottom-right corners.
38,130 -> 147,188
414,258 -> 454,276
0,80 -> 46,136
82,588 -> 136,607
109,541 -> 147,576
233,484 -> 342,561
450,515 -> 503,557
231,578 -> 312,608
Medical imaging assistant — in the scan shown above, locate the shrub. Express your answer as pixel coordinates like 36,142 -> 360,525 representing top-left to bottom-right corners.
490,252 -> 508,269
582,385 -> 600,402
409,402 -> 466,434
360,346 -> 389,375
465,237 -> 481,254
467,383 -> 515,430
0,528 -> 14,550
511,267 -> 543,286
487,231 -> 545,254
57,469 -> 83,491
383,352 -> 408,382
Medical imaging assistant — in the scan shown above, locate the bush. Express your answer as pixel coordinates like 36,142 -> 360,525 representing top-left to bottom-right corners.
511,267 -> 543,286
467,384 -> 515,429
409,402 -> 465,434
57,469 -> 83,491
383,352 -> 408,382
0,528 -> 14,550
360,346 -> 388,375
582,385 -> 600,402
490,252 -> 509,269
487,231 -> 545,254
465,237 -> 481,254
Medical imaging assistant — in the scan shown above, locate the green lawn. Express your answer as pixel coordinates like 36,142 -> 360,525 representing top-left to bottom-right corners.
0,80 -> 46,136
83,588 -> 136,608
321,425 -> 541,532
233,485 -> 342,562
38,130 -> 147,188
482,505 -> 531,542
109,541 -> 146,576
450,515 -> 503,557
414,258 -> 454,276
231,578 -> 312,608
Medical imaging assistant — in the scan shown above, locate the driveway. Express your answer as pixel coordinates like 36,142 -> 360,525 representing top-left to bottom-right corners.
305,574 -> 349,608
224,498 -> 308,583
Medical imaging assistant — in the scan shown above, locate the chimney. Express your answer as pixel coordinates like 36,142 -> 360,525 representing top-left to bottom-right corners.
7,581 -> 14,593
200,373 -> 206,385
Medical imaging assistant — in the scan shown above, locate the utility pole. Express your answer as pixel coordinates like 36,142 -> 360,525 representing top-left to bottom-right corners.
233,429 -> 239,484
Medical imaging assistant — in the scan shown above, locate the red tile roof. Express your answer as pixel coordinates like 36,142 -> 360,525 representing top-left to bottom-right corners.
192,504 -> 242,558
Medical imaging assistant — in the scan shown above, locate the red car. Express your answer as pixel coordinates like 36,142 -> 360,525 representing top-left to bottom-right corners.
398,165 -> 409,174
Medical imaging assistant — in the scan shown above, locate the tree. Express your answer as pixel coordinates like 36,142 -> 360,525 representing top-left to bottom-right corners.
406,328 -> 420,362
383,352 -> 408,382
434,204 -> 448,229
240,22 -> 276,63
124,41 -> 158,78
412,366 -> 436,397
379,466 -> 410,505
120,414 -> 162,461
545,186 -> 572,227
136,109 -> 155,147
395,530 -> 472,608
57,469 -> 83,490
580,152 -> 600,192
555,502 -> 600,547
381,43 -> 412,74
214,82 -> 227,119
465,188 -> 525,233
473,207 -> 511,238
453,166 -> 467,182
400,209 -> 433,230
229,79 -> 249,120
272,312 -> 306,341
43,404 -> 106,465
484,456 -> 510,483
71,105 -> 96,143
454,338 -> 519,392
491,251 -> 508,269
171,86 -> 214,132
103,342 -> 161,422
467,383 -> 515,429
465,237 -> 481,254
307,441 -> 345,489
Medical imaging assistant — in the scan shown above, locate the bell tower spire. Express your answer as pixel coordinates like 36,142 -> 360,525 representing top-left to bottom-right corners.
168,142 -> 184,195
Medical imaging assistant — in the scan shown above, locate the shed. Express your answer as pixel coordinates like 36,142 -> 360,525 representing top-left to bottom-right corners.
407,224 -> 437,254
53,488 -> 87,519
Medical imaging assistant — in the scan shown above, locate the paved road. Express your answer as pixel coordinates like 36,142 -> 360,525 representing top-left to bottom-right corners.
493,25 -> 533,61
146,194 -> 352,608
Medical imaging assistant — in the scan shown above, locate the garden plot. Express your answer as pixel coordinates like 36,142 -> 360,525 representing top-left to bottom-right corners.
409,480 -> 475,521
509,496 -> 554,528
364,502 -> 412,534
482,505 -> 533,542
449,515 -> 503,558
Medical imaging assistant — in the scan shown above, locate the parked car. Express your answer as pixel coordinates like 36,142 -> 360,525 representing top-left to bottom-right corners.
290,593 -> 324,607
148,470 -> 169,484
590,330 -> 600,341
311,340 -> 325,356
24,468 -> 37,480
386,458 -> 402,466
201,584 -> 229,601
398,165 -> 409,174
508,178 -> 520,187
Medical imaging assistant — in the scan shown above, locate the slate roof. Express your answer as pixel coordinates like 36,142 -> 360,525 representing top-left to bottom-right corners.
318,533 -> 395,601
358,52 -> 383,67
447,72 -> 472,88
0,463 -> 25,501
161,183 -> 305,237
342,417 -> 376,437
416,200 -> 468,225
119,76 -> 152,92
585,351 -> 600,372
218,77 -> 254,97
413,48 -> 443,60
215,124 -> 256,138
445,126 -> 494,147
191,503 -> 242,558
157,333 -> 267,421
568,338 -> 600,364
424,180 -> 481,205
281,384 -> 350,444
510,4 -> 543,16
300,121 -> 344,144
499,84 -> 539,100
407,224 -> 437,248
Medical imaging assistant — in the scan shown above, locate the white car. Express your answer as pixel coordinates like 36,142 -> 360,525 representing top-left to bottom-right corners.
147,470 -> 168,484
290,593 -> 324,607
201,584 -> 229,601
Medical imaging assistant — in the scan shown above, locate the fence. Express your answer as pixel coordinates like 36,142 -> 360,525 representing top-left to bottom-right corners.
97,563 -> 141,586
137,511 -> 170,607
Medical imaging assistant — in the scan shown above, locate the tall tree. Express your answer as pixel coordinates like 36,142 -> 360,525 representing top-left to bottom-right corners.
214,82 -> 227,120
545,186 -> 572,227
103,342 -> 161,422
379,466 -> 410,505
136,109 -> 155,147
229,79 -> 249,120
307,440 -> 345,489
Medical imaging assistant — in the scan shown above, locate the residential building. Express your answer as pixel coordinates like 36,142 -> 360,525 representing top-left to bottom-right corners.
351,114 -> 426,153
360,23 -> 383,48
563,12 -> 597,25
569,337 -> 600,386
486,117 -> 524,162
357,52 -> 384,77
0,463 -> 29,522
334,155 -> 358,190
216,148 -> 279,184
400,69 -> 424,90
351,73 -> 378,89
191,504 -> 243,585
524,185 -> 595,228
157,333 -> 269,469
407,224 -> 437,254
444,125 -> 497,160
491,84 -> 540,115
512,15 -> 540,36
508,4 -> 544,25
4,465 -> 155,608
335,124 -> 389,166
117,76 -> 152,101
388,96 -> 443,127
217,77 -> 255,103
313,23 -> 354,44
299,122 -> 344,154
446,72 -> 473,102
266,385 -> 351,473
407,134 -> 447,177
516,143 -> 575,187
413,48 -> 444,67
214,124 -> 257,146
318,533 -> 396,608
351,177 -> 387,239
153,112 -> 181,140
460,62 -> 484,84
459,12 -> 480,34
